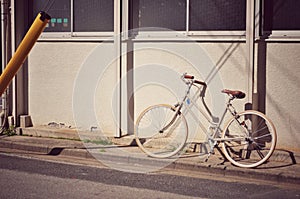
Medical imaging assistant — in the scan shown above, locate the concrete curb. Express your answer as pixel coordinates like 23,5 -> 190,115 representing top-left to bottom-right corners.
0,136 -> 92,159
170,160 -> 300,185
1,135 -> 300,185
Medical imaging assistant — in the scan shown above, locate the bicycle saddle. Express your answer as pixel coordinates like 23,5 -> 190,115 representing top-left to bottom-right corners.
222,89 -> 246,99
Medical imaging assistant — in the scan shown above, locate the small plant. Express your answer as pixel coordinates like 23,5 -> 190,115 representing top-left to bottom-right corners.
3,125 -> 16,136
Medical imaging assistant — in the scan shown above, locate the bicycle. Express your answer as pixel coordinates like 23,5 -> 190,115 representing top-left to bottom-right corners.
135,73 -> 277,168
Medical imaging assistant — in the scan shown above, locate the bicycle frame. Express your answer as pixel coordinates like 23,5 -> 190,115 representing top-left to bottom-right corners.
136,73 -> 277,168
162,75 -> 248,154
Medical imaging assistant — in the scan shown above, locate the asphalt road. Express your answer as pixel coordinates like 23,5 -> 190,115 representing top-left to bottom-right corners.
0,153 -> 299,199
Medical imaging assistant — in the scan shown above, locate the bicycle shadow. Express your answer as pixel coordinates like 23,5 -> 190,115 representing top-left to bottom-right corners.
255,149 -> 298,169
180,142 -> 298,169
179,142 -> 212,159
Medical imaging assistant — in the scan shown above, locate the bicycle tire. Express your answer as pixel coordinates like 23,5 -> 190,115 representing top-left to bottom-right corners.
135,104 -> 188,158
221,110 -> 277,168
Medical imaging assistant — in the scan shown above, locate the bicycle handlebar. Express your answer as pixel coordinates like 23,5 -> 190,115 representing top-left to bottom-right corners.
183,73 -> 206,86
183,74 -> 194,79
182,73 -> 207,97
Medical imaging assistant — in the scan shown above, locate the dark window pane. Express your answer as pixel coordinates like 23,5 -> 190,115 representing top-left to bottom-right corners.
138,0 -> 186,31
265,0 -> 300,30
189,0 -> 246,31
32,0 -> 71,32
74,0 -> 114,32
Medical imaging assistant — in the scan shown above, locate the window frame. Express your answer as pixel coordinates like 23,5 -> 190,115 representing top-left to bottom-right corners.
37,0 -> 300,41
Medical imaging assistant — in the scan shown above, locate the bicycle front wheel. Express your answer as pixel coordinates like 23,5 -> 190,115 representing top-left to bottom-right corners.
221,110 -> 277,168
135,104 -> 188,158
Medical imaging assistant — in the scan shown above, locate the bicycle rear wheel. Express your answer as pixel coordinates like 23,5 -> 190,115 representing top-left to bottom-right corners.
221,110 -> 277,168
135,104 -> 188,158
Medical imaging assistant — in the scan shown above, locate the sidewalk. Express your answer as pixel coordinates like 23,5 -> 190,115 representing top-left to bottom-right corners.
0,126 -> 299,185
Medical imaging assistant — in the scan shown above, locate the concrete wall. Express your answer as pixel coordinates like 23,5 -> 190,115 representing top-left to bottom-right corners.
28,42 -> 99,127
265,42 -> 300,152
28,41 -> 300,151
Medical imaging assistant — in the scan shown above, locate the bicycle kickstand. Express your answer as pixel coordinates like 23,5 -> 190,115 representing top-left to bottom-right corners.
204,152 -> 211,162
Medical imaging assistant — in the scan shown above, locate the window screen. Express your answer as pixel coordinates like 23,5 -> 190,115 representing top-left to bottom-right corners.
138,0 -> 186,31
73,0 -> 114,32
32,0 -> 71,32
189,0 -> 246,31
264,0 -> 300,31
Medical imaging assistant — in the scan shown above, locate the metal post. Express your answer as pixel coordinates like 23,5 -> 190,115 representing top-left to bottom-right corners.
1,0 -> 10,70
245,0 -> 255,108
1,0 -> 11,128
114,0 -> 122,137
0,11 -> 51,96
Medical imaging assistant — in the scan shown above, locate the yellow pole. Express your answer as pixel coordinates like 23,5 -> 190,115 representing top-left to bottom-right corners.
0,11 -> 51,96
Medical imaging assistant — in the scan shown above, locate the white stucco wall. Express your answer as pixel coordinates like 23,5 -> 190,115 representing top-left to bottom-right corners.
28,41 -> 300,151
28,42 -> 99,127
266,43 -> 300,152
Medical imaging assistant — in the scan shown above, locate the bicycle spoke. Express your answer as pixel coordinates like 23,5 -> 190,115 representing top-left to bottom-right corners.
135,104 -> 188,158
222,110 -> 276,168
256,148 -> 265,159
253,133 -> 272,140
252,126 -> 268,135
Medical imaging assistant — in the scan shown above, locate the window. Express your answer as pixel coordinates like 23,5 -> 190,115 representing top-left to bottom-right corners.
32,0 -> 251,39
73,0 -> 113,32
189,0 -> 246,31
133,0 -> 246,36
263,0 -> 300,37
32,0 -> 71,32
32,0 -> 114,36
138,0 -> 186,31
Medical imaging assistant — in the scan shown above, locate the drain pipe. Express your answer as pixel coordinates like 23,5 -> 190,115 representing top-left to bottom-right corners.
245,0 -> 255,109
0,11 -> 51,96
1,0 -> 10,130
1,0 -> 10,71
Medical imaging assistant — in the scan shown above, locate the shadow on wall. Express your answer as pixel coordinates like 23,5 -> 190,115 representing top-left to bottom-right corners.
205,42 -> 242,85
